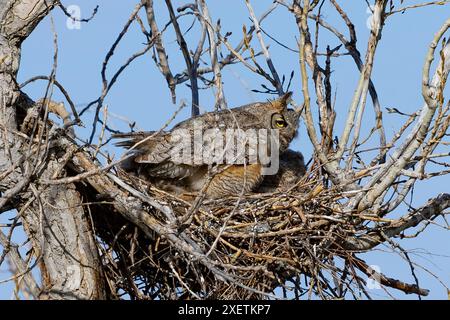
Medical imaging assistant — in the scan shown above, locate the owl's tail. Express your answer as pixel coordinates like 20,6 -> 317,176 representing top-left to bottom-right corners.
111,131 -> 158,149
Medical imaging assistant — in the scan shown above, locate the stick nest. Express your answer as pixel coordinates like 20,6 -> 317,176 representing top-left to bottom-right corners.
90,166 -> 373,300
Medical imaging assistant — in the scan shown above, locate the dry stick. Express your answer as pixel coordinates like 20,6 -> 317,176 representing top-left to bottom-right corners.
329,0 -> 387,163
335,0 -> 387,162
191,0 -> 208,115
41,100 -> 186,185
369,112 -> 418,167
78,16 -> 183,129
80,14 -> 179,139
323,45 -> 339,153
384,106 -> 450,213
220,36 -> 270,79
293,3 -> 330,148
357,24 -> 450,211
94,104 -> 108,158
57,1 -> 98,23
19,76 -> 80,124
351,256 -> 429,296
71,149 -> 279,299
342,193 -> 450,251
134,13 -> 151,39
165,0 -> 201,116
169,262 -> 201,299
80,38 -> 155,130
312,1 -> 324,56
376,178 -> 415,216
199,0 -> 226,110
143,0 -> 176,102
0,230 -> 40,298
260,26 -> 299,53
175,49 -> 248,85
87,2 -> 144,144
379,235 -> 423,299
295,1 -> 349,187
387,105 -> 450,212
186,4 -> 277,91
3,34 -> 59,217
295,1 -> 325,165
416,112 -> 450,174
106,172 -> 174,219
0,198 -> 33,265
27,14 -> 59,174
244,0 -> 283,95
175,2 -> 275,85
309,0 -> 322,11
36,99 -> 76,137
39,155 -> 132,185
386,0 -> 450,16
107,45 -> 153,95
0,123 -> 75,209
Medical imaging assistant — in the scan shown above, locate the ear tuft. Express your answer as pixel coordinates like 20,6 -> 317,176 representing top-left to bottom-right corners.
280,91 -> 293,104
271,91 -> 293,111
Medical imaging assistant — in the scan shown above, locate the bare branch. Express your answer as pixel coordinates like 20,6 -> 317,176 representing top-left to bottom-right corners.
343,193 -> 450,251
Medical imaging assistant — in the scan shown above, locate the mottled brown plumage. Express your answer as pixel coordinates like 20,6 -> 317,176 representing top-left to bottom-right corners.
114,92 -> 304,198
257,149 -> 306,193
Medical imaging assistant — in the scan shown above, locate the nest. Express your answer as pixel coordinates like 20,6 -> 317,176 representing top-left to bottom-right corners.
13,101 -> 432,299
86,164 -> 374,300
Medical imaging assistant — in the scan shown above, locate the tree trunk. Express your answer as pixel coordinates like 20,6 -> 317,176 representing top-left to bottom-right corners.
0,0 -> 106,300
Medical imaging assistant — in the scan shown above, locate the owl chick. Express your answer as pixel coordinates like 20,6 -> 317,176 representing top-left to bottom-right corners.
256,149 -> 307,193
114,92 -> 301,198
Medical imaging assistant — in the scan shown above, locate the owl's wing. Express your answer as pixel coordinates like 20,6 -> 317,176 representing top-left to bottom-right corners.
113,107 -> 265,166
113,131 -> 199,180
143,162 -> 199,180
172,109 -> 262,131
112,131 -> 174,164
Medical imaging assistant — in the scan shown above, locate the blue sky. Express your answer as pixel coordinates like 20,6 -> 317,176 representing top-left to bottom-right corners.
0,1 -> 449,299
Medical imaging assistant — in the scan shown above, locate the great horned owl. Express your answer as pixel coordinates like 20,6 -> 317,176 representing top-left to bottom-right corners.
114,92 -> 303,198
257,149 -> 307,193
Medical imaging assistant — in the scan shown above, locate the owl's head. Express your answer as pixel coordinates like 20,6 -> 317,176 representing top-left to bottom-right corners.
257,92 -> 300,152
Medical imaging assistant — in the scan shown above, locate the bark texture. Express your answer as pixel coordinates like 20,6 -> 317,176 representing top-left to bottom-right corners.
0,0 -> 106,300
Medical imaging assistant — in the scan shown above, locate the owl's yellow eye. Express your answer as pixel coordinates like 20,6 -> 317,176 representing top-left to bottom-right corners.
274,118 -> 287,128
